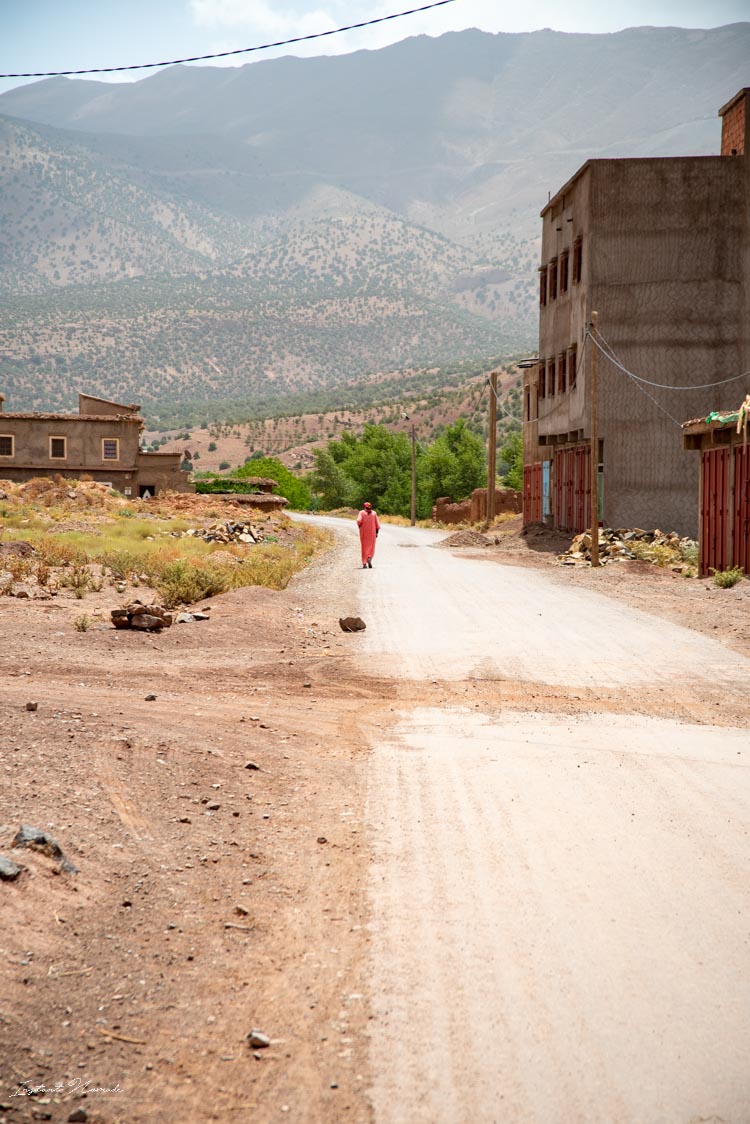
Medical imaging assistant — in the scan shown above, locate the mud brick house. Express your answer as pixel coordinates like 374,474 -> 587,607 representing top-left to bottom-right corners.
523,88 -> 750,539
0,392 -> 193,496
682,401 -> 750,576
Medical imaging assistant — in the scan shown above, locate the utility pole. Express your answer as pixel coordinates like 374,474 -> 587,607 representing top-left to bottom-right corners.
410,419 -> 416,527
589,311 -> 600,568
487,370 -> 497,523
403,412 -> 417,526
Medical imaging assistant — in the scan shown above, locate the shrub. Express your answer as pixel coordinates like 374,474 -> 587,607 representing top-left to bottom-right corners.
713,567 -> 744,588
61,563 -> 92,598
73,614 -> 91,632
155,560 -> 230,607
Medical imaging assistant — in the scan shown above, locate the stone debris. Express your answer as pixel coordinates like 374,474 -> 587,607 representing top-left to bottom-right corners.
559,527 -> 697,570
0,855 -> 24,881
339,616 -> 366,632
247,1030 -> 271,1049
184,521 -> 265,545
175,610 -> 210,624
111,601 -> 172,631
12,824 -> 78,874
25,701 -> 38,712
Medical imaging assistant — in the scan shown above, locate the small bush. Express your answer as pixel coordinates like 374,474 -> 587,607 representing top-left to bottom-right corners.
713,567 -> 744,588
60,563 -> 92,598
155,560 -> 230,608
73,614 -> 91,632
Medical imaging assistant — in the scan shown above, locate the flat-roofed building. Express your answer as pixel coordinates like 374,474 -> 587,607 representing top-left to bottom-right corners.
523,88 -> 750,539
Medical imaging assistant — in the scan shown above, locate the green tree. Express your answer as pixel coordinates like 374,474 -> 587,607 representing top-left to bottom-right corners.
308,448 -> 356,510
498,430 -> 523,491
326,424 -> 425,517
422,418 -> 486,503
235,456 -> 310,510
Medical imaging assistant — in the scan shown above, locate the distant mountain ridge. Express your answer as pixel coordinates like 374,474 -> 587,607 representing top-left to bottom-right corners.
0,24 -> 747,420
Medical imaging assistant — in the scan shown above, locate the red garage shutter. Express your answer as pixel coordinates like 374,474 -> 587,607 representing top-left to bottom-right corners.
700,447 -> 729,576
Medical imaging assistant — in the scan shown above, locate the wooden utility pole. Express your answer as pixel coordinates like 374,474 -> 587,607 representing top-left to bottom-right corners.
589,311 -> 600,568
409,420 -> 416,527
487,370 -> 498,523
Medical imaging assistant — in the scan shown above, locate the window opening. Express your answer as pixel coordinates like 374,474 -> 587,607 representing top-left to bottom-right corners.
559,250 -> 569,293
548,258 -> 558,302
102,438 -> 120,461
539,268 -> 547,307
573,238 -> 583,283
0,435 -> 13,457
50,436 -> 67,459
558,352 -> 567,394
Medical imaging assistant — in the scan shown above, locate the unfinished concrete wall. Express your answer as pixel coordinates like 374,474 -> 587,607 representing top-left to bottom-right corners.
589,156 -> 745,536
535,146 -> 748,539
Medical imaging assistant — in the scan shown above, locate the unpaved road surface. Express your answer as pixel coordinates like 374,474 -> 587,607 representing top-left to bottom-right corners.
308,516 -> 750,1124
3,514 -> 750,1124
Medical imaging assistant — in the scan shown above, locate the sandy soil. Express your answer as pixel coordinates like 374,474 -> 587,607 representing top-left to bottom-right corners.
2,516 -> 750,1123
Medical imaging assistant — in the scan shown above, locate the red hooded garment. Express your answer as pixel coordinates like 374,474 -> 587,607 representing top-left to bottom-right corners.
356,506 -> 380,566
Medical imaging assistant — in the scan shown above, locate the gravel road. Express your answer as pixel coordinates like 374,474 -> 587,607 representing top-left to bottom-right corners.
303,515 -> 750,1124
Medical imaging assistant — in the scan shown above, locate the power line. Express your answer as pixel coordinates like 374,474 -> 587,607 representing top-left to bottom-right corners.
486,372 -> 522,423
588,329 -> 683,427
590,327 -> 750,392
0,0 -> 460,79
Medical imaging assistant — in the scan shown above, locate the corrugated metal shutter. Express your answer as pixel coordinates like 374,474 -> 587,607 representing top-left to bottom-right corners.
733,444 -> 750,575
700,447 -> 729,576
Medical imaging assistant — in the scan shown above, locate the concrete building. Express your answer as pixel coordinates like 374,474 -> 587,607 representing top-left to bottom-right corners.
0,392 -> 193,496
523,87 -> 750,539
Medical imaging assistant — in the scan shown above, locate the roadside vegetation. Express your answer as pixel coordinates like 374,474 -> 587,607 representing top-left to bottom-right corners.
0,478 -> 330,606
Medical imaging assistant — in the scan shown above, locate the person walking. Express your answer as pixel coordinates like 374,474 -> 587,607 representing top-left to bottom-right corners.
357,501 -> 380,568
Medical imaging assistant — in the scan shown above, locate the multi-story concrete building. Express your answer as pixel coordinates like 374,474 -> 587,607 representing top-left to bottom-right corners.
523,87 -> 750,539
0,391 -> 193,496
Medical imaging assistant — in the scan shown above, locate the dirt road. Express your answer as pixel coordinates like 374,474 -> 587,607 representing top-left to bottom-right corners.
3,514 -> 750,1123
308,516 -> 750,1124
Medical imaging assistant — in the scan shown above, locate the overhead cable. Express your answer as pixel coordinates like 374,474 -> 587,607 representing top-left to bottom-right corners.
0,0 -> 459,79
589,327 -> 749,392
586,328 -> 683,427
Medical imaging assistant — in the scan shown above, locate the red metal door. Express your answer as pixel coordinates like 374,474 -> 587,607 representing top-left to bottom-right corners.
733,444 -> 750,574
572,445 -> 591,534
555,445 -> 591,533
700,447 -> 729,576
523,463 -> 543,524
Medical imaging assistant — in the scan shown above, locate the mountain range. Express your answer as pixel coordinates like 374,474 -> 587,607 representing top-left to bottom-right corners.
1,23 -> 748,423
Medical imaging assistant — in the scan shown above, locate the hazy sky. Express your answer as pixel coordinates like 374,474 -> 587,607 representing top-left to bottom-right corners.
1,0 -> 748,94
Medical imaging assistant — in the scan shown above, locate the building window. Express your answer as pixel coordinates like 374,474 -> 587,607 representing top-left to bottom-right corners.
0,434 -> 14,457
539,268 -> 547,307
548,258 -> 558,302
569,344 -> 578,388
558,352 -> 567,394
539,362 -> 546,399
547,359 -> 556,397
573,237 -> 583,283
102,438 -> 120,461
49,436 -> 67,459
559,250 -> 569,293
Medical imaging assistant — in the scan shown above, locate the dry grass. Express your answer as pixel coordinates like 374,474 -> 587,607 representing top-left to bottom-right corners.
0,481 -> 332,605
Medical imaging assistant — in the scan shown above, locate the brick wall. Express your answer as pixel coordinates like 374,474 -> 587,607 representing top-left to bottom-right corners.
721,97 -> 746,155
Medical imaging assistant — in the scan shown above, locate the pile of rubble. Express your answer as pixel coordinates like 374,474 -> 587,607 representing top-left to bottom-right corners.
439,531 -> 492,549
111,600 -> 172,631
559,527 -> 697,570
184,521 -> 266,545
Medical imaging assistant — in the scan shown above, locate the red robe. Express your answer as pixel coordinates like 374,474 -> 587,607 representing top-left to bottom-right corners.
356,508 -> 380,565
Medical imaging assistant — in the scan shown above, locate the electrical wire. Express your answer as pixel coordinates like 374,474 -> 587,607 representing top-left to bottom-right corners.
0,0 -> 460,79
486,373 -> 522,423
594,330 -> 684,427
590,326 -> 749,392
